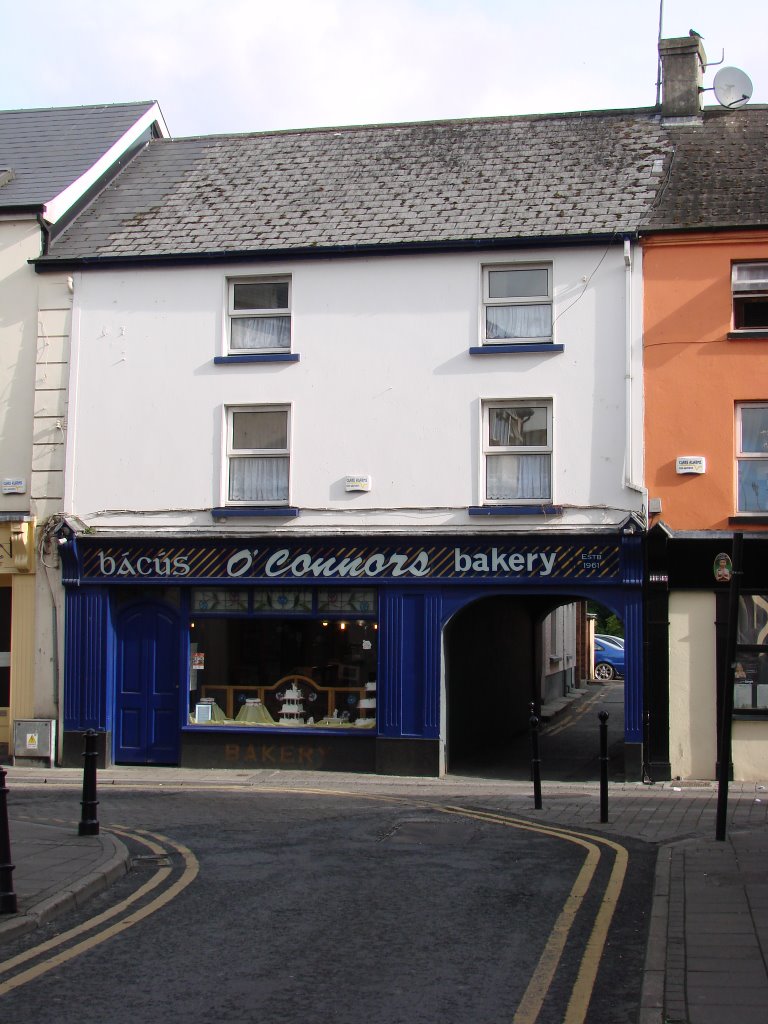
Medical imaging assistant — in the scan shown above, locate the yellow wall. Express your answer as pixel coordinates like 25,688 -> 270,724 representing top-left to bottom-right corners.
0,524 -> 37,755
0,220 -> 40,515
669,591 -> 718,780
669,590 -> 768,781
10,572 -> 36,721
732,721 -> 768,781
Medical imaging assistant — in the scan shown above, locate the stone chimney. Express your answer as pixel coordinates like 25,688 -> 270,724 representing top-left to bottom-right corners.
659,35 -> 707,117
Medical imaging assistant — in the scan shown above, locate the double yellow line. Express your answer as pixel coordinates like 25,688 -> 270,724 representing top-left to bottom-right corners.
440,806 -> 628,1024
0,827 -> 198,997
544,688 -> 607,738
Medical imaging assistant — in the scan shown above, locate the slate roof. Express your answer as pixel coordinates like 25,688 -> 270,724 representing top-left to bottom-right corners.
646,106 -> 768,230
40,109 -> 674,263
0,102 -> 159,210
35,104 -> 768,265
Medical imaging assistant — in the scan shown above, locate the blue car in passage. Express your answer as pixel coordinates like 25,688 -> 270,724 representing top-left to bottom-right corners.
596,633 -> 624,649
593,638 -> 625,680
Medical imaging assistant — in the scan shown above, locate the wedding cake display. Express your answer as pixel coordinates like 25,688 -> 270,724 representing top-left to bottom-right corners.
278,682 -> 306,725
236,698 -> 276,726
355,679 -> 377,725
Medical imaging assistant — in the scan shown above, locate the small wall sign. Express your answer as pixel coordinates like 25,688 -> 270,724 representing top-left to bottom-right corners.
676,457 -> 706,475
2,478 -> 26,494
345,475 -> 372,492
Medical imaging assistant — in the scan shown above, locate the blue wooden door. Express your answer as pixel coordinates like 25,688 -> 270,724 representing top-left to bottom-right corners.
115,603 -> 181,764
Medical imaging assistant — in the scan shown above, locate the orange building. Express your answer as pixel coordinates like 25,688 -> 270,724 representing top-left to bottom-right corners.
643,224 -> 768,780
644,231 -> 768,532
636,31 -> 768,783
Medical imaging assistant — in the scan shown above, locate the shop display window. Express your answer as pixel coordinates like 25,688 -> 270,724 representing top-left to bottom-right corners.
734,594 -> 768,713
188,588 -> 377,730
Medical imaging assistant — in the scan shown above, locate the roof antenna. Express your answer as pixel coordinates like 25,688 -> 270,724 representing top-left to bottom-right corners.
655,0 -> 664,107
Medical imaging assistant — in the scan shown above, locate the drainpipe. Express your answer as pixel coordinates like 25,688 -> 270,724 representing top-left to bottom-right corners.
36,213 -> 51,256
624,238 -> 646,504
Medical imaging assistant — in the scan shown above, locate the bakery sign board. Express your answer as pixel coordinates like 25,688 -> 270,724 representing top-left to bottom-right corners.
75,537 -> 623,584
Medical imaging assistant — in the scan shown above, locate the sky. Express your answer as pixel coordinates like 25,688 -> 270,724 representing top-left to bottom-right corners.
2,0 -> 766,138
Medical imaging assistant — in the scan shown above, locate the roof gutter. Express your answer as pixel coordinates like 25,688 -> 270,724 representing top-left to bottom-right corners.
639,222 -> 768,239
0,204 -> 45,219
33,231 -> 638,273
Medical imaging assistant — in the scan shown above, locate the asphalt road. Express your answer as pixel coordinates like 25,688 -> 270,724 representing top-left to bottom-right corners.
452,681 -> 628,782
0,784 -> 655,1024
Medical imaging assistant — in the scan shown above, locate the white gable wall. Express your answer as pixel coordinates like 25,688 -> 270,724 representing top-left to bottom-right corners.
0,220 -> 40,511
63,244 -> 644,533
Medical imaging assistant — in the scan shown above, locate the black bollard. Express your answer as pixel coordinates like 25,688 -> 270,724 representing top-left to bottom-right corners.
529,709 -> 543,810
599,710 -> 609,823
0,765 -> 18,914
78,729 -> 100,836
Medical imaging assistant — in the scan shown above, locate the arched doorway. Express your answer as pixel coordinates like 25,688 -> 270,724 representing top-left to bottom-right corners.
444,592 -> 626,779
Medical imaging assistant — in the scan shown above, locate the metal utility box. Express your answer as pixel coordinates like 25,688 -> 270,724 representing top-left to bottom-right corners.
13,719 -> 56,767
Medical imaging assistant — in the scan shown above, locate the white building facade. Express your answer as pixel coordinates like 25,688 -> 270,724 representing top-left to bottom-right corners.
35,111 -> 667,775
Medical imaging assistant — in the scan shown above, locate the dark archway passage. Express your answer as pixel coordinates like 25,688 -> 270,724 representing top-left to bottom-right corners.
445,596 -> 535,765
444,593 -> 625,779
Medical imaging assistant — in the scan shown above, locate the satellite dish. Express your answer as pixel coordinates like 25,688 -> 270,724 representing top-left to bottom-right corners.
713,67 -> 753,108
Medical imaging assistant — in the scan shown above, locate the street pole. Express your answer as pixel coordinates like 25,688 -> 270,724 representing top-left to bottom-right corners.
716,532 -> 743,842
0,765 -> 18,913
599,711 -> 609,823
79,729 -> 100,836
529,703 -> 542,810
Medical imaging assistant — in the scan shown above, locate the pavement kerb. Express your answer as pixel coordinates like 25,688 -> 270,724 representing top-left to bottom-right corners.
0,831 -> 130,943
638,843 -> 673,1024
4,764 -> 759,792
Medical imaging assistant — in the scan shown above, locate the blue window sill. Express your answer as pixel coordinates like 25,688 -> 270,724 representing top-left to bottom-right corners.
727,331 -> 768,341
729,515 -> 768,525
214,353 -> 300,364
212,506 -> 300,519
468,505 -> 562,516
469,343 -> 564,355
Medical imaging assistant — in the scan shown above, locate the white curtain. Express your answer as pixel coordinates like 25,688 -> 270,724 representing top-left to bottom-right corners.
733,264 -> 768,291
738,407 -> 768,511
741,406 -> 768,451
738,460 -> 768,511
230,457 -> 289,502
486,304 -> 551,340
490,408 -> 537,446
231,316 -> 290,350
487,454 -> 551,501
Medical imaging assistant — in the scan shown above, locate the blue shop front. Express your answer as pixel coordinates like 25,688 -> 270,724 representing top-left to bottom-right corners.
59,532 -> 644,776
